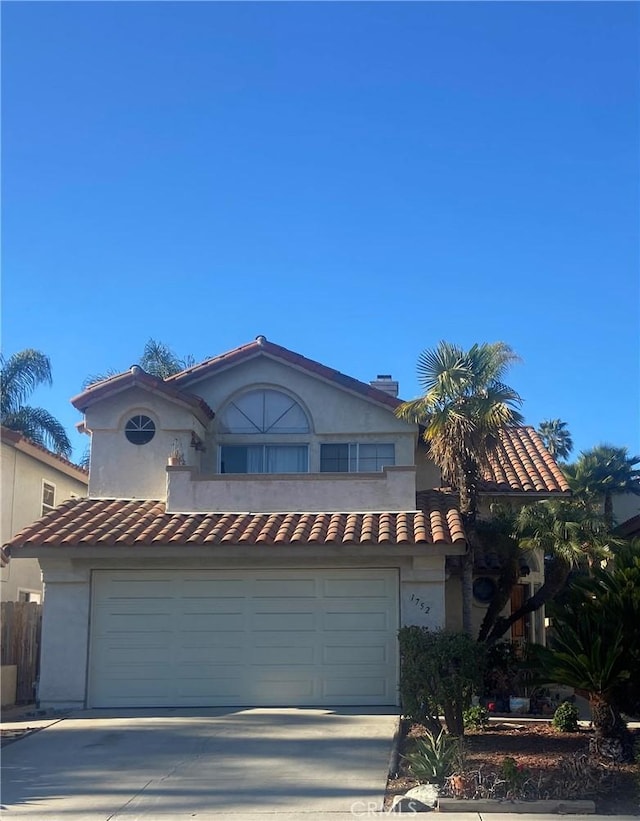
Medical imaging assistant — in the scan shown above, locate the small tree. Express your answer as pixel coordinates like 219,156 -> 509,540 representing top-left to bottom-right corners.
398,627 -> 486,736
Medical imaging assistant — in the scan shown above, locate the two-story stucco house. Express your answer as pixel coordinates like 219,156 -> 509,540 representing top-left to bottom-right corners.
1,426 -> 88,602
4,337 -> 569,710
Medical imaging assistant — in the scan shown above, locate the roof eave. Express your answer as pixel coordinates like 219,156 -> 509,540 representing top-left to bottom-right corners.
71,371 -> 214,423
10,540 -> 466,559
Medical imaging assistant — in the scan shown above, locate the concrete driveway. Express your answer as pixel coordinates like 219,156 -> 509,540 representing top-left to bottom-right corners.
0,707 -> 399,820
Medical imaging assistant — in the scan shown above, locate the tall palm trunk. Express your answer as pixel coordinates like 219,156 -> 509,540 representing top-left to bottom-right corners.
603,492 -> 614,532
459,463 -> 478,636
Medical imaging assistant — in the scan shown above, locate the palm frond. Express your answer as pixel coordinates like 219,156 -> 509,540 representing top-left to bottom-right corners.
3,406 -> 72,458
140,338 -> 184,379
0,349 -> 53,415
81,368 -> 121,389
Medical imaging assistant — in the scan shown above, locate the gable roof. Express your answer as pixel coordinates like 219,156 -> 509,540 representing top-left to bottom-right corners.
70,366 -> 215,421
166,336 -> 402,410
3,493 -> 466,552
1,426 -> 88,483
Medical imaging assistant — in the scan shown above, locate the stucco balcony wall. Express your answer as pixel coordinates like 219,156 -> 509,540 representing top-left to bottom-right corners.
166,465 -> 417,513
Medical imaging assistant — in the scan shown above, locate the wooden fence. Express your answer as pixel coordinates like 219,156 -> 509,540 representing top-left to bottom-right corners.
1,601 -> 43,703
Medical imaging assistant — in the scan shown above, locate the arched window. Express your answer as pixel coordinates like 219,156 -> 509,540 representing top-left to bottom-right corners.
220,389 -> 309,434
219,389 -> 309,474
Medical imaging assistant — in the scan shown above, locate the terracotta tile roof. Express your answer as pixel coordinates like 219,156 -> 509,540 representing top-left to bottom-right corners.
481,427 -> 570,494
1,426 -> 89,481
71,368 -> 215,420
4,495 -> 466,552
166,336 -> 401,409
416,491 -> 467,542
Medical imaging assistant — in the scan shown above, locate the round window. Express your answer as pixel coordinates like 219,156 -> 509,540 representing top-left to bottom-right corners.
473,577 -> 497,604
125,415 -> 156,445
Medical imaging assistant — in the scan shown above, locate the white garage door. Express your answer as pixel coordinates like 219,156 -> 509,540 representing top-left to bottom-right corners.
88,569 -> 399,707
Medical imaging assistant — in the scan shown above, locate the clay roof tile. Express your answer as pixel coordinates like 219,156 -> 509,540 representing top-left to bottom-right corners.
4,495 -> 466,552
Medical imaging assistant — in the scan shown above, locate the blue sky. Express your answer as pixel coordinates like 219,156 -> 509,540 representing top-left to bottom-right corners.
2,1 -> 638,462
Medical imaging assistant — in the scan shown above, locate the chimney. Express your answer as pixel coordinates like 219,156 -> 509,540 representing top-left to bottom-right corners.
370,374 -> 399,398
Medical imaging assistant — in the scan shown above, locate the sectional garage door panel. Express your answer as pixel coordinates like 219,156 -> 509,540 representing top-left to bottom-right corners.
88,569 -> 398,707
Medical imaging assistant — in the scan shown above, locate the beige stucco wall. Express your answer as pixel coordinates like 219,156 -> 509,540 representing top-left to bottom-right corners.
84,355 -> 419,508
414,448 -> 442,491
194,356 -> 417,476
167,464 -> 418,513
1,441 -> 88,601
85,387 -> 207,499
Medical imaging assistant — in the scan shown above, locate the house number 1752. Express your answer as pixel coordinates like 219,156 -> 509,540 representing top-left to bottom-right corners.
410,593 -> 430,613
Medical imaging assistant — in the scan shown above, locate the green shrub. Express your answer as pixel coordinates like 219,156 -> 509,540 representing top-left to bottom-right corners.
402,729 -> 463,784
552,700 -> 579,732
398,626 -> 486,736
463,705 -> 489,731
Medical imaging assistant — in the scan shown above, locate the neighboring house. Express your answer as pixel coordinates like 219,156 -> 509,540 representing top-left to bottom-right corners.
613,493 -> 640,537
1,426 -> 88,603
4,337 -> 569,710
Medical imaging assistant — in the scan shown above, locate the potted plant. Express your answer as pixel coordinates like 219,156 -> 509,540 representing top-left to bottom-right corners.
167,439 -> 185,466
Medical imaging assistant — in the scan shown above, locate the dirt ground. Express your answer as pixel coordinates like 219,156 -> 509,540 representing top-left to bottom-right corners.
386,720 -> 640,815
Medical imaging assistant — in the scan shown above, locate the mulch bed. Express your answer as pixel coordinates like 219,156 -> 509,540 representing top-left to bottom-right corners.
386,720 -> 640,815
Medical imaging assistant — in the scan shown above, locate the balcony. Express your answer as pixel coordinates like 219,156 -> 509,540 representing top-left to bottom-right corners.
166,465 -> 417,513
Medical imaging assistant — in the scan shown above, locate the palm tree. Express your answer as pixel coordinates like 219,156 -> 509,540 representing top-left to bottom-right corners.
537,419 -> 573,460
139,339 -> 195,379
485,498 -> 615,642
82,338 -> 197,388
533,546 -> 640,762
564,445 -> 640,531
396,341 -> 524,634
1,349 -> 72,458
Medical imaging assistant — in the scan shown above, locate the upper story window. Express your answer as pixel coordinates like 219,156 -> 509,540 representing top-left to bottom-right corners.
320,443 -> 395,473
218,389 -> 310,474
42,481 -> 56,515
220,389 -> 309,434
221,445 -> 308,474
125,415 -> 156,445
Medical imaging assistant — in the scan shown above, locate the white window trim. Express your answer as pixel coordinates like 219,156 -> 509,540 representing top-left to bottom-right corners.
42,480 -> 56,516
